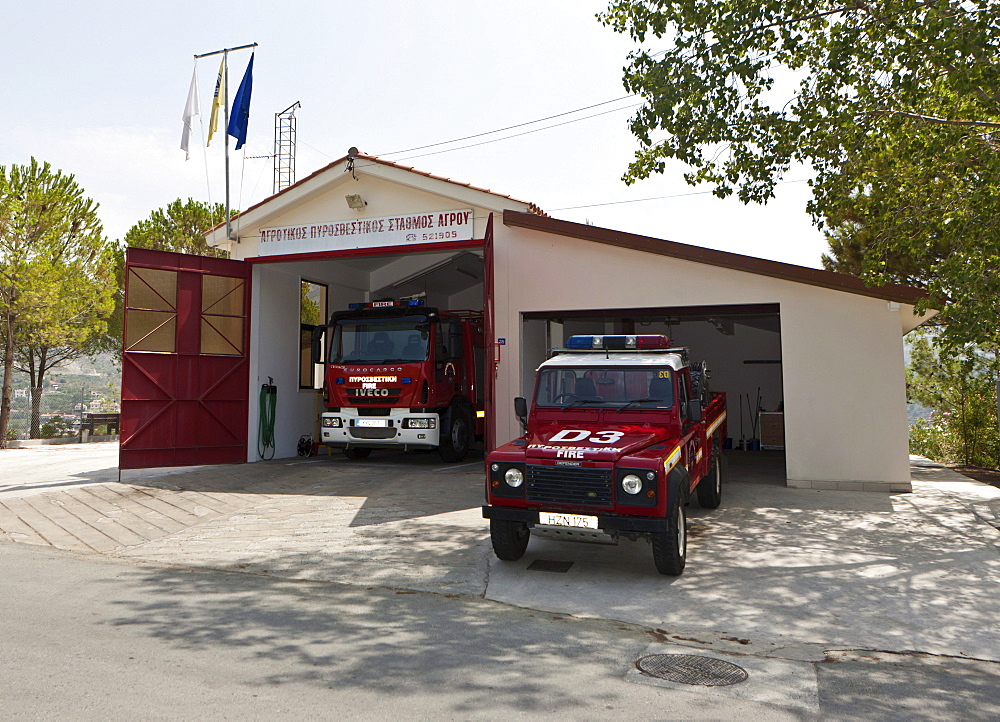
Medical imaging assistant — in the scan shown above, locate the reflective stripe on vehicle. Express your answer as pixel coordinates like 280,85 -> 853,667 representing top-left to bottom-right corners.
706,410 -> 727,437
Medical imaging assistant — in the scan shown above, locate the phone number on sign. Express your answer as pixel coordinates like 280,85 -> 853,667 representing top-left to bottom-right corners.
421,231 -> 459,241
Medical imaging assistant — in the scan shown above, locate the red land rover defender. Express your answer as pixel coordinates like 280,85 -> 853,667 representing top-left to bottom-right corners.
482,334 -> 727,575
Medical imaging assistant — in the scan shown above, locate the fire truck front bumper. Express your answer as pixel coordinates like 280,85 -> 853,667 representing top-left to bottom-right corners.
481,505 -> 670,534
320,410 -> 440,449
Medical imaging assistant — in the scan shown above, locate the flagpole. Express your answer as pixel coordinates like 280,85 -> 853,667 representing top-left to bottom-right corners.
223,50 -> 231,241
194,43 -> 257,244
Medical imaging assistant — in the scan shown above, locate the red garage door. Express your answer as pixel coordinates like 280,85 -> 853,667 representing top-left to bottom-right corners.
120,248 -> 251,469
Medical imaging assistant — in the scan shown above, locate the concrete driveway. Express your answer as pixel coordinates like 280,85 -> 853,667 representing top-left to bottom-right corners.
2,442 -> 1000,672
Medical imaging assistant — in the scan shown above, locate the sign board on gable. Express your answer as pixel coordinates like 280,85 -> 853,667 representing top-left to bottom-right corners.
258,209 -> 475,257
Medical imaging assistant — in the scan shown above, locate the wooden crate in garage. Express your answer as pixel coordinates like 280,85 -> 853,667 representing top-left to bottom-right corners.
759,412 -> 785,449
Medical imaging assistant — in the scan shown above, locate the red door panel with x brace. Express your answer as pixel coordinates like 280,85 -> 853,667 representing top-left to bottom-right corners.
120,248 -> 251,469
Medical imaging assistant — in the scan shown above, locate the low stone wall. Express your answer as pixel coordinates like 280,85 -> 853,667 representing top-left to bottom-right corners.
6,435 -> 119,448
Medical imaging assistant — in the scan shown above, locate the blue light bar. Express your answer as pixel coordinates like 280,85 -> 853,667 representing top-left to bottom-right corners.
566,336 -> 597,349
335,378 -> 346,385
564,334 -> 672,350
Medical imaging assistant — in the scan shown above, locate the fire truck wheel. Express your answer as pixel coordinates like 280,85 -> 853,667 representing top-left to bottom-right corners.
343,447 -> 373,460
652,502 -> 687,575
438,403 -> 472,462
697,445 -> 725,509
490,519 -> 530,561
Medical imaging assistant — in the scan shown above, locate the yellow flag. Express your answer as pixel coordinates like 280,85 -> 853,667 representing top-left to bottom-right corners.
207,57 -> 226,146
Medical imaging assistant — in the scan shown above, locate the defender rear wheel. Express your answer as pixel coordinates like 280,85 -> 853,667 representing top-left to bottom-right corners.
343,447 -> 372,460
438,404 -> 472,462
697,445 -> 724,509
490,519 -> 530,561
652,502 -> 687,575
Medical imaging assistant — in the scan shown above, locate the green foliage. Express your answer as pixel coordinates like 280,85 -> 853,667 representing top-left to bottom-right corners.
601,0 -> 1000,347
300,281 -> 323,326
123,198 -> 229,257
907,334 -> 1000,467
0,158 -> 117,445
40,415 -> 73,439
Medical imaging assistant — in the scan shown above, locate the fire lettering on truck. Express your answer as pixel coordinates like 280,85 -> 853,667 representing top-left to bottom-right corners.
348,376 -> 398,383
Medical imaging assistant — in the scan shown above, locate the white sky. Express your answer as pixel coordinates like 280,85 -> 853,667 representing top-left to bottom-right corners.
2,0 -> 828,268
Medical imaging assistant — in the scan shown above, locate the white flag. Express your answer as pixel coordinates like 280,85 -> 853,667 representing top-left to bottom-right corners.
180,67 -> 200,159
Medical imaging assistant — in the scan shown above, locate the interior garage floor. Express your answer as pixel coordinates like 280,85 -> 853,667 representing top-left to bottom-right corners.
726,449 -> 787,485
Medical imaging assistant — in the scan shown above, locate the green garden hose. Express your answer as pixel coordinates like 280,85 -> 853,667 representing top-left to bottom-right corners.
258,380 -> 277,460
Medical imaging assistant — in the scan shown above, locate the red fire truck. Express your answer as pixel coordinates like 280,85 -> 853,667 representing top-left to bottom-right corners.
482,334 -> 727,575
312,300 -> 484,462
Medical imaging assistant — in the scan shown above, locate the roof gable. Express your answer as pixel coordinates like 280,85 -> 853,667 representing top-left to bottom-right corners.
208,153 -> 544,244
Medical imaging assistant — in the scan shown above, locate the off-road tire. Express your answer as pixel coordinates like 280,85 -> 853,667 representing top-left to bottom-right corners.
490,518 -> 530,561
652,501 -> 687,575
697,445 -> 725,509
438,403 -> 472,462
342,447 -> 372,460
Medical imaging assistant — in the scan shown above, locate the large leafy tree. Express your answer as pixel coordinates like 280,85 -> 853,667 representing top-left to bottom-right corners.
0,159 -> 116,445
123,198 -> 229,257
600,0 -> 1000,345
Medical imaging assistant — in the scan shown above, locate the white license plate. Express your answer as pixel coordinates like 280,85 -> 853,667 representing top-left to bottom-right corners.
355,419 -> 389,428
538,511 -> 599,529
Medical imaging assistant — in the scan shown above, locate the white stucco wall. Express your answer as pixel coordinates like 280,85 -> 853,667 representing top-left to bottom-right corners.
493,225 -> 913,488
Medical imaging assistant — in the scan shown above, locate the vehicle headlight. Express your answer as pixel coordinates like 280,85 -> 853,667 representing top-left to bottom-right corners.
621,473 -> 642,495
491,463 -> 500,472
322,417 -> 342,428
504,467 -> 524,488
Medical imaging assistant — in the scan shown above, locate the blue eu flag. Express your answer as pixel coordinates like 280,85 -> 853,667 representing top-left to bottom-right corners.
227,53 -> 254,149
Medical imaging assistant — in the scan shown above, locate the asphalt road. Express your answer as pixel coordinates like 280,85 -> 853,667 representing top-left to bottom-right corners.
1,541 -> 793,720
4,541 -> 1000,720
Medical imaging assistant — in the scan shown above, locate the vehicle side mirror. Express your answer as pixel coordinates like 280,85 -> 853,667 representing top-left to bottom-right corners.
514,396 -> 528,431
311,326 -> 325,364
687,399 -> 703,423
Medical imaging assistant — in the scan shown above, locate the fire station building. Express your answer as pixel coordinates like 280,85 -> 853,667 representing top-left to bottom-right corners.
120,153 -> 929,491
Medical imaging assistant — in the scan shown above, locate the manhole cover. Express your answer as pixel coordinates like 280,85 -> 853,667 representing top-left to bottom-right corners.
636,654 -> 749,687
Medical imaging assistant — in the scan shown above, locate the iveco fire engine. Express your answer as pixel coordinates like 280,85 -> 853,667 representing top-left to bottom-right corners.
312,300 -> 484,462
482,334 -> 727,575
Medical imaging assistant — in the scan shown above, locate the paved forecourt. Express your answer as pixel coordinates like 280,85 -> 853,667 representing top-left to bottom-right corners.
2,443 -> 1000,669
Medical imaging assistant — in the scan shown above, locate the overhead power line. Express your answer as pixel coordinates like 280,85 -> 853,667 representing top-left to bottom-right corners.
392,104 -> 641,163
549,179 -> 811,212
376,95 -> 636,157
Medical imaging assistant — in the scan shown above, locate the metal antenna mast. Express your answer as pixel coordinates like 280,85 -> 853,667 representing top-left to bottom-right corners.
274,102 -> 301,193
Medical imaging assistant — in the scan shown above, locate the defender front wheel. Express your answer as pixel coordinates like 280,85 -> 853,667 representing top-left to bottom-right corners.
652,502 -> 687,575
490,519 -> 530,561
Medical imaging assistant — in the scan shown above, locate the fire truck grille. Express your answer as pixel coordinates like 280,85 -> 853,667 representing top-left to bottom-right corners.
349,427 -> 397,440
526,465 -> 613,507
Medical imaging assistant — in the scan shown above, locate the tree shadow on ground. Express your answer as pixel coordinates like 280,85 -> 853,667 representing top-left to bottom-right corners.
100,558 -> 653,716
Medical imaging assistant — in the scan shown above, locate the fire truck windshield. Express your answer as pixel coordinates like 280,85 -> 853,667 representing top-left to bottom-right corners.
535,367 -> 675,409
330,319 -> 430,364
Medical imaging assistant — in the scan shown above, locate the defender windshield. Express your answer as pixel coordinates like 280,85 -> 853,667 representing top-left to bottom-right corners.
535,366 -> 675,409
330,318 -> 429,364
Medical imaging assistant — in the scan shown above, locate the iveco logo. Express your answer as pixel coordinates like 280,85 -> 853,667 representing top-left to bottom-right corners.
354,388 -> 391,397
